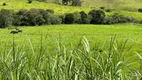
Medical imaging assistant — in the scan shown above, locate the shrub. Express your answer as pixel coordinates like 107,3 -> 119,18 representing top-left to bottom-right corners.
89,10 -> 105,24
25,8 -> 45,26
100,6 -> 105,10
104,13 -> 127,24
59,14 -> 65,24
138,8 -> 142,12
0,9 -> 14,28
28,0 -> 32,3
65,13 -> 75,24
2,3 -> 6,6
106,9 -> 111,12
73,12 -> 81,24
50,14 -> 62,24
13,9 -> 28,26
72,0 -> 82,6
45,13 -> 62,24
80,11 -> 91,24
126,16 -> 135,22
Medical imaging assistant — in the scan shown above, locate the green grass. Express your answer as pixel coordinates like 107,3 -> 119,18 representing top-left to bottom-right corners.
1,24 -> 142,52
1,0 -> 142,20
0,0 -> 92,14
0,24 -> 142,79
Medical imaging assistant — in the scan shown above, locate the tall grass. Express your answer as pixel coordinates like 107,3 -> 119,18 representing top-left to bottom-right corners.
0,35 -> 141,80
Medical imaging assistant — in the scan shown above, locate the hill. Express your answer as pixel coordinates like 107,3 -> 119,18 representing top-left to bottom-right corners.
0,0 -> 142,20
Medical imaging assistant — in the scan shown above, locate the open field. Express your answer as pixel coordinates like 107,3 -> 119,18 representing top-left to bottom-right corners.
0,24 -> 142,79
1,24 -> 142,52
0,0 -> 142,79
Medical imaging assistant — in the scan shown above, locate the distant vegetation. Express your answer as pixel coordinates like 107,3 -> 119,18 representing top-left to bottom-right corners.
0,8 -> 136,28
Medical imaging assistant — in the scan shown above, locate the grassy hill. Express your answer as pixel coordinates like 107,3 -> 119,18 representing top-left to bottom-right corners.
0,0 -> 142,20
0,0 -> 92,14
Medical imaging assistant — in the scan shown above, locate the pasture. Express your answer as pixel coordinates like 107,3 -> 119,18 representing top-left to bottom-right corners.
1,0 -> 142,20
0,24 -> 142,79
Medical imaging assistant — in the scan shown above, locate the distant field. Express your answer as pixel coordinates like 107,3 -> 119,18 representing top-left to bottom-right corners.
0,0 -> 91,14
1,0 -> 142,20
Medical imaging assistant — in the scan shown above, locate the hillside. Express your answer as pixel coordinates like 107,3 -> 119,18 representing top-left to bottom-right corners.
1,0 -> 142,11
0,0 -> 142,20
0,0 -> 92,14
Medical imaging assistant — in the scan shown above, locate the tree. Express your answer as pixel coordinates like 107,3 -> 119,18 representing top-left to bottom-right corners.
89,10 -> 105,24
65,13 -> 75,24
72,0 -> 82,6
62,0 -> 70,5
62,0 -> 82,6
80,11 -> 90,24
0,9 -> 14,28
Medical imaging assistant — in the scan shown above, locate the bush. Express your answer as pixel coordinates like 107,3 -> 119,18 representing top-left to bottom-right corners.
126,16 -> 135,22
0,9 -> 14,28
72,0 -> 82,6
59,14 -> 65,24
100,6 -> 105,10
80,11 -> 91,24
28,0 -> 32,3
89,10 -> 105,24
25,8 -> 45,26
13,9 -> 28,26
104,13 -> 127,24
13,9 -> 61,26
73,12 -> 81,24
45,13 -> 62,24
65,13 -> 75,24
138,8 -> 142,12
106,9 -> 111,12
2,3 -> 6,6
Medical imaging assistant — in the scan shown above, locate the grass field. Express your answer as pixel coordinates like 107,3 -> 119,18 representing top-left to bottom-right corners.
1,24 -> 142,52
0,24 -> 142,79
0,0 -> 142,79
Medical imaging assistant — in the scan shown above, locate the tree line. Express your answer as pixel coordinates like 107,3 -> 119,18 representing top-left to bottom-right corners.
0,8 -> 134,28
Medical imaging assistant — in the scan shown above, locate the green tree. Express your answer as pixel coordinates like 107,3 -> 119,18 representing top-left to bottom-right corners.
89,10 -> 105,24
0,9 -> 14,28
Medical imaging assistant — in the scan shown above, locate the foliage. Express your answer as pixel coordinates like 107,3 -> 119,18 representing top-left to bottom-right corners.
59,14 -> 65,24
138,8 -> 142,12
28,0 -> 32,4
126,16 -> 135,22
72,0 -> 82,6
46,13 -> 62,24
73,12 -> 81,24
13,9 -> 28,26
89,10 -> 105,24
104,13 -> 127,24
65,13 -> 75,24
80,11 -> 91,24
0,9 -> 14,28
23,8 -> 45,26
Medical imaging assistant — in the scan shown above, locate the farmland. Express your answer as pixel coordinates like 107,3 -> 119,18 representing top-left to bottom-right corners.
0,0 -> 142,79
0,24 -> 142,79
